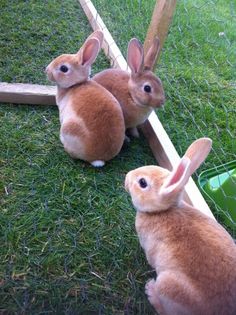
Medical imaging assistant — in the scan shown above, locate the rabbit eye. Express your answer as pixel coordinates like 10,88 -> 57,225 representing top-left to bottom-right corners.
60,65 -> 69,73
138,178 -> 148,189
144,85 -> 151,93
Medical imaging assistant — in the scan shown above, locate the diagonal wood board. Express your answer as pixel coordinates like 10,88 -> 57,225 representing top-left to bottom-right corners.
79,0 -> 214,219
0,0 -> 214,219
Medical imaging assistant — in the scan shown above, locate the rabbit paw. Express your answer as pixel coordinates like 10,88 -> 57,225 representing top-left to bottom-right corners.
127,127 -> 140,138
125,135 -> 131,143
145,278 -> 156,298
145,279 -> 162,313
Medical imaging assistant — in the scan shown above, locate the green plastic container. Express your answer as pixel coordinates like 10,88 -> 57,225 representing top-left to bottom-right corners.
198,160 -> 236,229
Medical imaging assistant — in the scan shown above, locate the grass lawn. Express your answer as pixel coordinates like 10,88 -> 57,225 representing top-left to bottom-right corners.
0,104 -> 155,314
0,0 -> 236,314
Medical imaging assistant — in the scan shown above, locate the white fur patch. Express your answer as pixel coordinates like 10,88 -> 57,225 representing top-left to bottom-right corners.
59,97 -> 89,133
57,94 -> 73,124
160,295 -> 191,315
91,160 -> 105,167
57,93 -> 91,160
61,133 -> 85,159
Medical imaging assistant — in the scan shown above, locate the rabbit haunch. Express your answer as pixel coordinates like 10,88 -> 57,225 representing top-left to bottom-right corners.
46,31 -> 125,166
93,37 -> 165,138
125,138 -> 236,315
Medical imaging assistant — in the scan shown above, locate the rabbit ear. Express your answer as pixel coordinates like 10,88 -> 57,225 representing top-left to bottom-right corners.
78,38 -> 101,67
127,38 -> 144,74
86,30 -> 104,47
160,138 -> 212,197
160,156 -> 191,196
144,37 -> 160,70
183,138 -> 212,176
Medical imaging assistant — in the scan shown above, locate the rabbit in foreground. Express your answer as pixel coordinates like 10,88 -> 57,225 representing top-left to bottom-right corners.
46,31 -> 125,167
93,37 -> 165,139
125,138 -> 236,315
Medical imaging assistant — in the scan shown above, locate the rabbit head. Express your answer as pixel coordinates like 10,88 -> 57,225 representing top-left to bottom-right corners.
46,30 -> 104,88
125,138 -> 212,213
127,37 -> 165,108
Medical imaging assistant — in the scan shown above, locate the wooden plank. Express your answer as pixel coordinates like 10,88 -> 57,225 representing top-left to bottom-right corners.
143,0 -> 177,61
79,0 -> 128,70
0,82 -> 56,105
79,0 -> 215,219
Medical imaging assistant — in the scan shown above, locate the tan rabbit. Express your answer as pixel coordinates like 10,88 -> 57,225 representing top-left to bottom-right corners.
125,138 -> 236,315
93,37 -> 165,138
46,31 -> 125,167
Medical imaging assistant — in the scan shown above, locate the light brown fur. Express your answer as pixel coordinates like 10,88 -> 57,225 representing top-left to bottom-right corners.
46,31 -> 125,166
125,138 -> 236,315
93,37 -> 165,137
60,81 -> 125,162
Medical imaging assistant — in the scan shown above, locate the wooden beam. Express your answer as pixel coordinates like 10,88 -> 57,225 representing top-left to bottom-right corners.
79,0 -> 215,219
79,0 -> 128,70
143,0 -> 177,60
0,82 -> 56,105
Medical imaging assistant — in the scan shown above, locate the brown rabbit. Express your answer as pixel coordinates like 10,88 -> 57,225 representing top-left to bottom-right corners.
125,138 -> 236,315
93,37 -> 165,138
46,31 -> 125,167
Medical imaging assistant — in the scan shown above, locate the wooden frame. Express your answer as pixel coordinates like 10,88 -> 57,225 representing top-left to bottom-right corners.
0,0 -> 214,219
0,82 -> 56,105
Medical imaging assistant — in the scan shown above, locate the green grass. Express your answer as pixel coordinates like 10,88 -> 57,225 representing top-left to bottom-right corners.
0,104 -> 155,314
0,0 -> 108,83
0,0 -> 236,314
